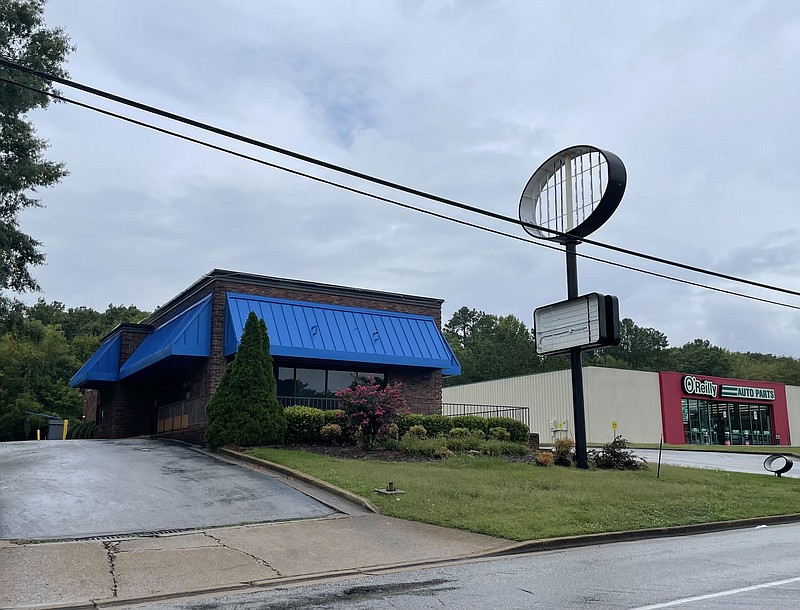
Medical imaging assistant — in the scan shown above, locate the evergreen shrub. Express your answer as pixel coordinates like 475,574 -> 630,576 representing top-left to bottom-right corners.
204,312 -> 286,449
449,416 -> 488,434
489,427 -> 511,441
284,406 -> 325,444
422,414 -> 454,437
485,417 -> 529,443
323,410 -> 346,426
319,423 -> 343,444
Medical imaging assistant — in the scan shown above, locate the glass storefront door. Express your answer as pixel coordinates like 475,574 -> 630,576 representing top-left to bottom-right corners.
683,399 -> 773,445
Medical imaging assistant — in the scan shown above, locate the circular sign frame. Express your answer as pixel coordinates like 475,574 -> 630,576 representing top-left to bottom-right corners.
519,145 -> 626,243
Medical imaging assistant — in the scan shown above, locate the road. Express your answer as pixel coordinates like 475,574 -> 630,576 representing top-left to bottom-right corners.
135,521 -> 800,609
0,438 -> 336,540
634,448 -> 799,478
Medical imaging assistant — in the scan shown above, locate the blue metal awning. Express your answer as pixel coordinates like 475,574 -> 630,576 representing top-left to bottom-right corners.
119,295 -> 212,379
69,334 -> 122,388
224,292 -> 461,375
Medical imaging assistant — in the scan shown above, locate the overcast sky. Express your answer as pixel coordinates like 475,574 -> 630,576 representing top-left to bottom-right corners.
15,1 -> 800,356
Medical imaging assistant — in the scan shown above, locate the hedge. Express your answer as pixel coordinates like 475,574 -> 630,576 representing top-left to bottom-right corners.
485,417 -> 529,444
284,406 -> 326,444
395,413 -> 529,443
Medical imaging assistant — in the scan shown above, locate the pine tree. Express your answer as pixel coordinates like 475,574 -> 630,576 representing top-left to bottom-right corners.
204,311 -> 285,449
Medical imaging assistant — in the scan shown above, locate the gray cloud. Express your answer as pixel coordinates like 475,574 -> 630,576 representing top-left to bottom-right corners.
14,0 -> 800,358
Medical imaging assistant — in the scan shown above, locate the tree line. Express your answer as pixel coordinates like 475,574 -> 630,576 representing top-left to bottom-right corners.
0,300 -> 147,440
443,307 -> 800,387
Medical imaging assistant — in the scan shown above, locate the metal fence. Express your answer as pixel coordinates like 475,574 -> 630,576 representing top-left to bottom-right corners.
277,396 -> 340,410
442,403 -> 530,429
156,397 -> 208,433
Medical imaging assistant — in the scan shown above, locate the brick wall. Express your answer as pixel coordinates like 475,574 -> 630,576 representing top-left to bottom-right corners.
83,390 -> 98,422
90,274 -> 448,444
217,280 -> 442,325
157,425 -> 205,446
389,367 -> 442,415
92,326 -> 151,438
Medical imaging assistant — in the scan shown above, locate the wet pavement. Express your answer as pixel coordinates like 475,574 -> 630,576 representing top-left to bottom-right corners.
0,439 -> 336,540
635,448 -> 800,478
0,440 -> 510,609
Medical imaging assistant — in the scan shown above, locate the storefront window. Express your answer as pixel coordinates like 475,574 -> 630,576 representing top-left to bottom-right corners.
295,368 -> 326,398
326,370 -> 358,396
683,399 -> 773,446
276,366 -> 388,407
277,367 -> 296,398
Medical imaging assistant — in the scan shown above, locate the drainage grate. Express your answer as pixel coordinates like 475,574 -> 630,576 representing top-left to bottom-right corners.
13,527 -> 205,544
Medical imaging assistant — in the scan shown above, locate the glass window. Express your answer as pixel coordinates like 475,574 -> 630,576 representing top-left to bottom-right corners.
327,370 -> 358,396
277,367 -> 296,398
728,403 -> 741,433
356,372 -> 386,387
295,368 -> 326,398
738,405 -> 752,434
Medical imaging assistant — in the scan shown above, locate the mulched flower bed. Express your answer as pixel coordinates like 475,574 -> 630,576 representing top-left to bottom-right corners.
281,444 -> 538,463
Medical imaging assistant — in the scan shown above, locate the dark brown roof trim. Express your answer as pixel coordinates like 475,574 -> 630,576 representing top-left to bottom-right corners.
143,269 -> 444,325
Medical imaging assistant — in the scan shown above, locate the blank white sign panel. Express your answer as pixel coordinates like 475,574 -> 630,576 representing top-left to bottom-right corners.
534,294 -> 602,355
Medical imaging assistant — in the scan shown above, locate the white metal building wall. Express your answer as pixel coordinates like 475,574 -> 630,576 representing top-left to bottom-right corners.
443,370 -> 572,443
443,367 -> 662,444
583,368 -> 662,443
786,385 -> 800,444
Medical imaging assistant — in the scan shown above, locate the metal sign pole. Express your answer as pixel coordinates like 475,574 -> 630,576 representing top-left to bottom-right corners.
566,240 -> 588,469
519,146 -> 626,472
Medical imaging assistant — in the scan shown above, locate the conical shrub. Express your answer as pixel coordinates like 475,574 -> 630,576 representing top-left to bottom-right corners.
205,311 -> 286,449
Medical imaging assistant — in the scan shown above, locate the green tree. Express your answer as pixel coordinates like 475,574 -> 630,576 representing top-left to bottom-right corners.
1,0 -> 73,294
588,318 -> 670,372
443,307 -> 546,385
24,298 -> 147,359
204,312 -> 286,449
670,338 -> 733,377
0,318 -> 81,440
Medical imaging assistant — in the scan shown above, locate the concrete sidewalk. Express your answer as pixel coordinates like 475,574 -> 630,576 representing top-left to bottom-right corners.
0,515 -> 508,609
1,483 -> 509,610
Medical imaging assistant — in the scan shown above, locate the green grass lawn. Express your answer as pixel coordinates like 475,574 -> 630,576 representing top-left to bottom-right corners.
248,448 -> 800,541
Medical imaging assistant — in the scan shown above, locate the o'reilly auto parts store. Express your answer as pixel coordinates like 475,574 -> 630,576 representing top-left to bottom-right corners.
443,368 -> 797,446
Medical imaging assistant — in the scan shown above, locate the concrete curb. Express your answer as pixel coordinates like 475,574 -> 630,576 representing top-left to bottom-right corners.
479,511 -> 800,558
217,448 -> 381,515
17,516 -> 800,610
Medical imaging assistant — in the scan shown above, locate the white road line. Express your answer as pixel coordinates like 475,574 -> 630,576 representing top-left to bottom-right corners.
629,575 -> 800,609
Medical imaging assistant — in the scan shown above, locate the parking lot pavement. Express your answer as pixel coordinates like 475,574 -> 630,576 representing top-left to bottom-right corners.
0,438 -> 337,541
635,448 -> 800,478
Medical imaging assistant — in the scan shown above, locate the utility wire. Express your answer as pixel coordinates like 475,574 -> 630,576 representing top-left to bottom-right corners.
2,74 -> 798,313
2,56 -> 799,302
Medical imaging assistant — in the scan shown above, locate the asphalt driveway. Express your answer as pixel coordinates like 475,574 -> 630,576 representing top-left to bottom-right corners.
0,438 -> 336,541
635,448 -> 799,478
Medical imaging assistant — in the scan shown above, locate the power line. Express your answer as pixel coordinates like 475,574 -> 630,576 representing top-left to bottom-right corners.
0,63 -> 800,310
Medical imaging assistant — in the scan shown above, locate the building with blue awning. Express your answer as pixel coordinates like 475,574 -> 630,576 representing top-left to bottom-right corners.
70,270 -> 460,443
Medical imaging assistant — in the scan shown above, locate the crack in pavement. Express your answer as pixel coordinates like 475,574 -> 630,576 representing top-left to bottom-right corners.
102,541 -> 119,597
202,531 -> 282,577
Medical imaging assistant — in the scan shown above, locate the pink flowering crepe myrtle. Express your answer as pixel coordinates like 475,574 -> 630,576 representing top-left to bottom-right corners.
336,375 -> 407,449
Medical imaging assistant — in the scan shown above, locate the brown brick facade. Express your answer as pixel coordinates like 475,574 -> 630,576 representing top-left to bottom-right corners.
81,270 -> 452,444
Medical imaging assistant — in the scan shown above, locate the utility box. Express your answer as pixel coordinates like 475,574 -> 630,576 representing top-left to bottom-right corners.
48,419 -> 65,440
